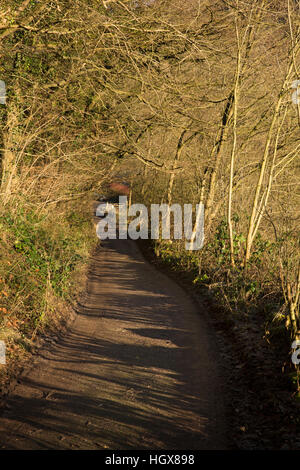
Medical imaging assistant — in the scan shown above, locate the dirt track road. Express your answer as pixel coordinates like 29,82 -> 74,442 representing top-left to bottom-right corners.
0,239 -> 227,450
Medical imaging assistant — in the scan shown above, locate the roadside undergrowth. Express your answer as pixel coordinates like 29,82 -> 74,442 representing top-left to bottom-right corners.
0,198 -> 96,394
148,234 -> 299,393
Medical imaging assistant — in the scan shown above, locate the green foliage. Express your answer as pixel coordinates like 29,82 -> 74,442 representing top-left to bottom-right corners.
0,205 -> 95,332
249,232 -> 274,266
208,218 -> 246,266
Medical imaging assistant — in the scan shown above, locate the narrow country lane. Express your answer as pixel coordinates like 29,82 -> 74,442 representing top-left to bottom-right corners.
0,239 -> 227,450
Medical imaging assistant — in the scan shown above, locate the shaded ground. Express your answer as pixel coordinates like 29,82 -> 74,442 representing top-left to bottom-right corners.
0,239 -> 227,450
137,241 -> 300,450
